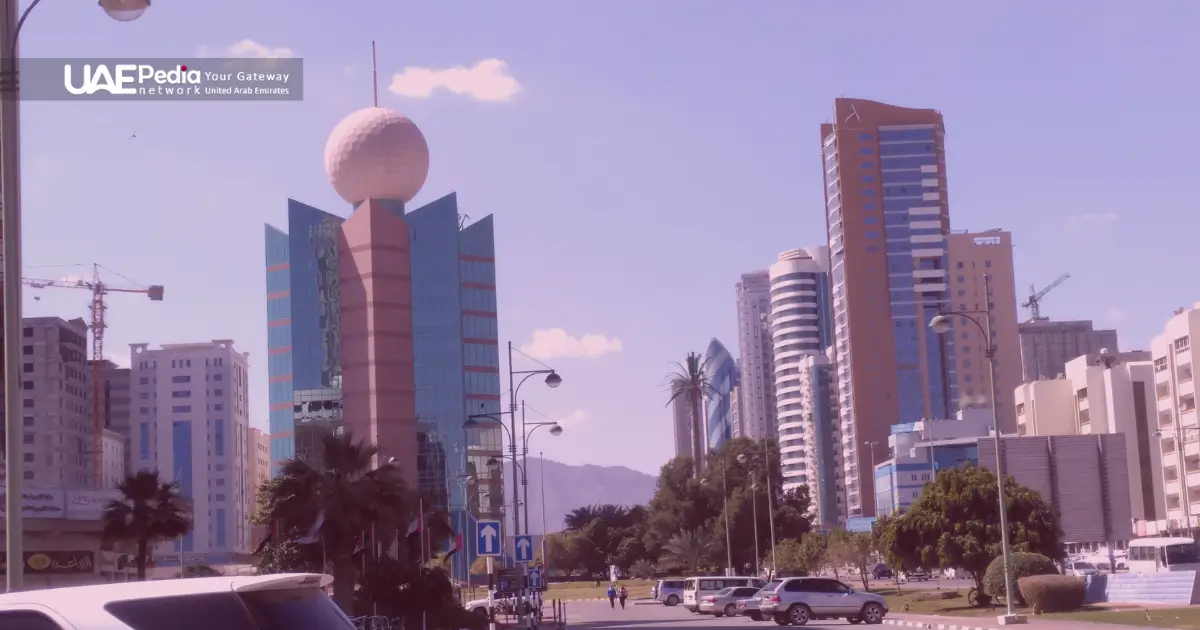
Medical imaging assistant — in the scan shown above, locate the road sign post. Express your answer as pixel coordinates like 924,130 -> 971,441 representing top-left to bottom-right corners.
476,519 -> 502,557
514,534 -> 534,563
526,567 -> 544,591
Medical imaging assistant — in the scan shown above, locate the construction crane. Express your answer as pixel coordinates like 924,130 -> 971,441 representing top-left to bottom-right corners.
22,264 -> 164,488
1022,273 -> 1070,322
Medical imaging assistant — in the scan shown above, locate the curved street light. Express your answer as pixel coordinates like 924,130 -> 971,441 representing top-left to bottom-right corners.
2,0 -> 154,594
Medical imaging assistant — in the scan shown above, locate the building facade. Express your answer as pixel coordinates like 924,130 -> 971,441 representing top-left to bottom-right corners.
792,354 -> 842,528
946,230 -> 1021,432
1014,350 -> 1163,522
821,98 -> 957,517
1018,319 -> 1119,382
978,434 -> 1134,546
1150,302 -> 1200,530
704,338 -> 737,452
874,412 -> 993,515
247,427 -> 269,504
735,271 -> 775,439
129,340 -> 253,559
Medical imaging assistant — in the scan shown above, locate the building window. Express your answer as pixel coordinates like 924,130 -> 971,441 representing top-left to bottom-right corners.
860,147 -> 873,155
1176,336 -> 1191,353
172,405 -> 191,413
172,375 -> 191,383
172,390 -> 192,399
21,327 -> 32,337
22,363 -> 31,373
22,346 -> 31,355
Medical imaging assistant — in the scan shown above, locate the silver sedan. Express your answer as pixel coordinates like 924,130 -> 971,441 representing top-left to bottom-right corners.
698,586 -> 764,617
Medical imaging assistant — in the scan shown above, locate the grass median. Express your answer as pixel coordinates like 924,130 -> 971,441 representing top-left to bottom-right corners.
543,580 -> 654,601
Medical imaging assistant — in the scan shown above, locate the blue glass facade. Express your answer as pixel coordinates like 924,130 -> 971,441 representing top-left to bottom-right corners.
704,338 -> 737,452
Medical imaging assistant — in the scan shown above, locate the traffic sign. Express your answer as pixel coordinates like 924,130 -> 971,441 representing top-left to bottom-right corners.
476,519 -> 502,557
495,567 -> 525,594
526,567 -> 544,590
514,535 -> 534,562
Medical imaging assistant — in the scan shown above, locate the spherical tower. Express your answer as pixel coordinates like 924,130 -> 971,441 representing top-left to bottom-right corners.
324,107 -> 430,206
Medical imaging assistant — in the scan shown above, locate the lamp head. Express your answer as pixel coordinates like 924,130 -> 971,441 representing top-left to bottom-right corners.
463,417 -> 481,429
736,453 -> 748,464
928,314 -> 952,335
99,0 -> 150,21
486,457 -> 501,471
544,372 -> 563,389
549,423 -> 564,436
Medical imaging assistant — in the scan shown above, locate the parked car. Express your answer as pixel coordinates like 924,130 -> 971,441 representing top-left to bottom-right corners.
653,578 -> 686,606
737,581 -> 783,622
902,569 -> 931,582
698,586 -> 763,617
1064,561 -> 1099,577
0,573 -> 351,630
758,576 -> 888,626
871,565 -> 893,580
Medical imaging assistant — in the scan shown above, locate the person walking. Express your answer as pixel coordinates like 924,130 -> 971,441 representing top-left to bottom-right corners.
618,585 -> 628,609
606,583 -> 617,609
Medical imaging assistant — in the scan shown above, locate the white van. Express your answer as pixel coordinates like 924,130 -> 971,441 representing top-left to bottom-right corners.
1126,536 -> 1200,573
682,576 -> 767,612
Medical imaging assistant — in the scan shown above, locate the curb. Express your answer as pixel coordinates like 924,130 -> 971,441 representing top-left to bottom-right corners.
885,619 -> 995,630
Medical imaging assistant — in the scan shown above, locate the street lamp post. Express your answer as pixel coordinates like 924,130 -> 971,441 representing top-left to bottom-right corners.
702,463 -> 734,575
737,448 -> 776,578
750,482 -> 760,577
505,341 -> 562,538
464,412 -> 562,537
519,401 -> 563,538
928,272 -> 1025,626
1,0 -> 153,594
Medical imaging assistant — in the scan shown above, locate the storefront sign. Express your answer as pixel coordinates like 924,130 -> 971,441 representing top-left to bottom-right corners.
0,551 -> 95,574
0,488 -> 65,518
65,490 -> 121,520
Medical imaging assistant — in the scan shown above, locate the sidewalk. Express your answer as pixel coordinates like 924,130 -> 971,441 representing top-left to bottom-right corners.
886,612 -> 1157,630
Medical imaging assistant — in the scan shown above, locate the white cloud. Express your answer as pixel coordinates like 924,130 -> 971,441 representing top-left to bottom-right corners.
198,40 -> 294,59
1107,307 -> 1128,324
388,59 -> 522,102
520,328 -> 623,360
1068,212 -> 1119,226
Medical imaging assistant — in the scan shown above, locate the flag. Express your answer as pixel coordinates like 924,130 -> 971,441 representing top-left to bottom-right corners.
252,520 -> 278,555
294,510 -> 325,544
352,532 -> 365,556
444,531 -> 464,560
406,504 -> 424,538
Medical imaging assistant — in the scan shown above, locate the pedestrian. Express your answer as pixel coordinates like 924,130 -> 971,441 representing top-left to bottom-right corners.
618,585 -> 628,609
606,583 -> 617,608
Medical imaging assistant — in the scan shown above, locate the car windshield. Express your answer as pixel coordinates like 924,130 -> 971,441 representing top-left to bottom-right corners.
103,587 -> 353,630
716,588 -> 733,595
1073,562 -> 1096,569
1165,544 -> 1200,565
762,580 -> 783,592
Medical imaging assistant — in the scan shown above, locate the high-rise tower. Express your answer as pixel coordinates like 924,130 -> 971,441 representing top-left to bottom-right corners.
735,272 -> 775,438
821,98 -> 956,518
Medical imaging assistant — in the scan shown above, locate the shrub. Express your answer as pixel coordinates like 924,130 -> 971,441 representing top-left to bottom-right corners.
1018,575 -> 1086,613
983,552 -> 1058,605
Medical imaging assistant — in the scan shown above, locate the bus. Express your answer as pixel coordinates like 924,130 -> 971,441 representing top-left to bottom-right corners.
1126,537 -> 1200,573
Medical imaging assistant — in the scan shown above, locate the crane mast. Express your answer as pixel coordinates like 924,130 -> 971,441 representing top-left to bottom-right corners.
22,264 -> 164,488
1021,273 -> 1070,322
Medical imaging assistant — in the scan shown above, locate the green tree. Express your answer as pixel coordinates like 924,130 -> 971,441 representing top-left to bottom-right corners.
661,529 -> 717,573
876,464 -> 1062,592
256,539 -> 321,574
260,431 -> 412,612
101,470 -> 193,580
665,352 -> 714,474
828,529 -> 875,590
629,558 -> 656,579
470,555 -> 491,575
772,538 -> 805,573
797,531 -> 830,575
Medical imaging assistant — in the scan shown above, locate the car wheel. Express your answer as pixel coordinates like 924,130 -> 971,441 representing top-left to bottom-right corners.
787,604 -> 812,626
860,603 -> 885,625
715,612 -> 725,618
773,614 -> 790,626
749,612 -> 762,621
848,618 -> 863,625
666,595 -> 680,606
472,607 -> 489,617
725,604 -> 738,617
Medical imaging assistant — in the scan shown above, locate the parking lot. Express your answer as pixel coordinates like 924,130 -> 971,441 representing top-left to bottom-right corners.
562,599 -> 881,630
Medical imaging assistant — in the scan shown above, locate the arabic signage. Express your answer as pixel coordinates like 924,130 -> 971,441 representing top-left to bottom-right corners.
0,551 -> 95,574
0,488 -> 65,519
65,490 -> 121,520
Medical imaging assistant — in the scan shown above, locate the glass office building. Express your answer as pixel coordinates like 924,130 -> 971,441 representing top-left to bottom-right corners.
704,338 -> 738,452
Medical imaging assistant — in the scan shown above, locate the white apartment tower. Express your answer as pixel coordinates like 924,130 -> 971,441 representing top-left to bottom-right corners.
736,271 -> 776,438
1151,303 -> 1200,529
129,340 -> 252,558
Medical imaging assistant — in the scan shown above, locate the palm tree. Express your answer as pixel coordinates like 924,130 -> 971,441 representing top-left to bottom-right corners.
101,470 -> 193,581
263,430 -> 411,612
662,529 -> 717,573
665,352 -> 714,475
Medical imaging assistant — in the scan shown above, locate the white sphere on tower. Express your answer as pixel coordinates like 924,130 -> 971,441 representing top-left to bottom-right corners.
324,107 -> 430,205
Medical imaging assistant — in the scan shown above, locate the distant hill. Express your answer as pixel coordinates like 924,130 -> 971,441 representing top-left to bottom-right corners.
502,458 -> 657,535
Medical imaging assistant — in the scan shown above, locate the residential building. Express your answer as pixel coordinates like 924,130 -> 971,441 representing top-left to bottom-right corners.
100,428 -> 126,490
946,230 -> 1021,432
129,340 -> 253,561
978,434 -> 1134,548
98,360 -> 133,478
821,98 -> 957,517
735,271 -> 775,439
729,381 -> 743,441
704,338 -> 737,453
767,246 -> 836,522
791,354 -> 842,529
247,427 -> 269,502
1018,319 -> 1119,382
2,317 -> 94,489
1150,302 -> 1200,530
672,396 -> 694,461
873,410 -> 992,515
1013,350 -> 1163,522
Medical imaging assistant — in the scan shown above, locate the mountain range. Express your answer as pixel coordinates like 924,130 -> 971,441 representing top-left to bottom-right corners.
500,458 -> 657,535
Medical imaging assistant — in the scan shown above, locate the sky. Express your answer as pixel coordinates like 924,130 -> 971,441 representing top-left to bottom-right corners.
16,1 -> 1200,476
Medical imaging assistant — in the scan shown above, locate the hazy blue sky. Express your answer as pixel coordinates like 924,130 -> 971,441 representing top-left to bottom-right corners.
17,1 -> 1198,475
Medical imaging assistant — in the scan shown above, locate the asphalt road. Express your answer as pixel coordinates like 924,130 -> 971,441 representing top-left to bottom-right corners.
559,599 -> 869,630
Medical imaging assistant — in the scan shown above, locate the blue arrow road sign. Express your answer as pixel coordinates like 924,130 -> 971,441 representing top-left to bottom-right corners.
514,535 -> 534,562
526,567 -> 544,590
476,519 -> 502,557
